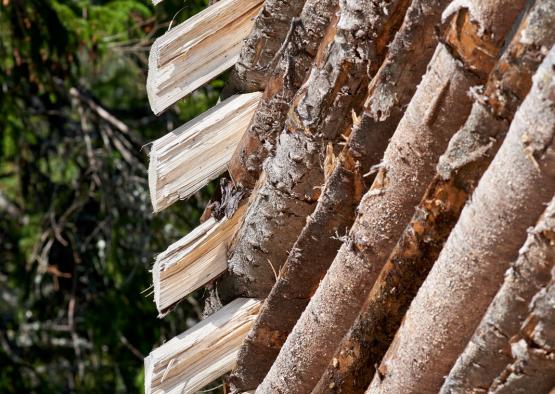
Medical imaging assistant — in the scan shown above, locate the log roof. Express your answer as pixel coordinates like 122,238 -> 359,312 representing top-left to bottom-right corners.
142,0 -> 555,393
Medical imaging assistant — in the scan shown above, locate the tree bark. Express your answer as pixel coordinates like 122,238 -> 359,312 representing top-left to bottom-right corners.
227,0 -> 339,191
222,0 -> 307,96
367,45 -> 555,394
230,0 -> 451,390
218,0 -> 412,303
487,278 -> 555,394
316,1 -> 555,391
440,196 -> 555,393
201,0 -> 338,225
257,0 -> 525,392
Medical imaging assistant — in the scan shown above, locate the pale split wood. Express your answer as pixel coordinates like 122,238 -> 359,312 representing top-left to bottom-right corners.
153,204 -> 247,315
144,298 -> 261,394
147,0 -> 263,114
148,92 -> 261,213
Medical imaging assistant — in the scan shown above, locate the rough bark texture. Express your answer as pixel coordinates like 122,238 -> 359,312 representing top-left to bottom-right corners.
227,0 -> 339,190
488,278 -> 555,394
316,1 -> 555,391
231,0 -> 450,390
219,0 -> 412,303
441,196 -> 555,393
222,0 -> 307,95
257,0 -> 525,391
258,43 -> 478,394
367,46 -> 555,394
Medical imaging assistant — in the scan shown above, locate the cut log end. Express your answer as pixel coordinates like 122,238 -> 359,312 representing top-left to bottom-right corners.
145,298 -> 261,394
148,151 -> 159,213
153,205 -> 246,315
147,0 -> 263,114
148,92 -> 261,213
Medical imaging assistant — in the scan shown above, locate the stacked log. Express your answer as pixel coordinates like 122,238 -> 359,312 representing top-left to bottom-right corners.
137,0 -> 555,393
316,1 -> 555,391
257,0 -> 526,391
368,44 -> 555,394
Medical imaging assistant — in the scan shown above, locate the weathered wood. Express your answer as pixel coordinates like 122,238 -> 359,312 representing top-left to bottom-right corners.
153,205 -> 246,316
231,0 -> 450,390
316,1 -> 555,391
148,92 -> 261,212
259,0 -> 526,391
222,0 -> 308,96
147,0 -> 262,114
218,0 -> 411,306
441,196 -> 555,393
144,298 -> 261,394
488,278 -> 555,394
199,0 -> 334,224
367,45 -> 555,394
228,0 -> 339,190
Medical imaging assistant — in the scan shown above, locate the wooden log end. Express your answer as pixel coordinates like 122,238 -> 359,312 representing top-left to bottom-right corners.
145,298 -> 261,394
146,0 -> 262,114
148,149 -> 160,213
153,205 -> 246,315
147,92 -> 261,212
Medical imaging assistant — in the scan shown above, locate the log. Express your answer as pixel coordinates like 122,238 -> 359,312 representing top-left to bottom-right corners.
228,0 -> 339,190
198,0 -> 338,226
222,0 -> 307,95
153,205 -> 246,316
367,45 -> 555,394
231,0 -> 451,390
217,0 -> 412,306
258,0 -> 525,390
147,0 -> 262,114
148,92 -> 261,212
316,1 -> 555,391
144,298 -> 261,394
488,278 -> 555,394
441,195 -> 555,393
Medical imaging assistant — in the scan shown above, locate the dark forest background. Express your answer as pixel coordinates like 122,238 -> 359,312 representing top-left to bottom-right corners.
0,1 -> 219,392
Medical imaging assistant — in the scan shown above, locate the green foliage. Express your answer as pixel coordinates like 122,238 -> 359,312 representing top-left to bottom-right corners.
0,0 -> 221,392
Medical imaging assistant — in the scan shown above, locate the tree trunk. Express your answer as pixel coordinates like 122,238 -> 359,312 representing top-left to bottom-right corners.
316,1 -> 555,391
230,0 -> 451,390
367,45 -> 555,394
227,0 -> 339,191
222,0 -> 307,95
441,195 -> 555,393
487,278 -> 555,394
217,0 -> 411,303
257,0 -> 525,392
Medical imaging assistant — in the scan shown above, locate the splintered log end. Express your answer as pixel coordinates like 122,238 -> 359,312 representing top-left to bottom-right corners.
147,40 -> 163,115
145,298 -> 261,394
152,255 -> 163,317
153,205 -> 246,314
144,353 -> 154,394
147,92 -> 261,212
148,149 -> 160,213
146,0 -> 263,114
